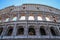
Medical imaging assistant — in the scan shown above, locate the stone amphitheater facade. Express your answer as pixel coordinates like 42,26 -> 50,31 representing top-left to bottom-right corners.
0,4 -> 60,40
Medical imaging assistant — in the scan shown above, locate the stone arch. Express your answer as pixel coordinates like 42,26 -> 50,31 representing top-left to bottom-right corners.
50,27 -> 58,36
19,13 -> 26,20
40,26 -> 46,35
28,26 -> 36,35
0,27 -> 3,35
7,26 -> 13,36
16,26 -> 24,35
28,13 -> 35,20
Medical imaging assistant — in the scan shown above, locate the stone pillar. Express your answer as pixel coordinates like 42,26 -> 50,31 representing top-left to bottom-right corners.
57,26 -> 60,35
45,26 -> 52,36
26,13 -> 29,21
54,26 -> 60,36
34,14 -> 37,21
42,12 -> 46,21
9,13 -> 13,21
17,13 -> 20,20
35,24 -> 40,37
24,27 -> 28,36
35,28 -> 40,36
23,12 -> 28,36
1,25 -> 8,36
17,13 -> 19,20
12,24 -> 17,36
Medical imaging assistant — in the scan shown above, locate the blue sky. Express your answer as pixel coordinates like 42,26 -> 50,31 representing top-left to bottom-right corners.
0,0 -> 60,9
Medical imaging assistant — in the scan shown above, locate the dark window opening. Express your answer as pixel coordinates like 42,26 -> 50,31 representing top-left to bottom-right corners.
50,27 -> 57,36
0,28 -> 3,35
10,9 -> 13,11
7,27 -> 13,36
28,28 -> 36,35
54,19 -> 57,22
37,7 -> 39,9
49,9 -> 52,11
17,28 -> 24,35
40,27 -> 46,35
53,16 -> 57,22
23,7 -> 25,9
59,28 -> 60,30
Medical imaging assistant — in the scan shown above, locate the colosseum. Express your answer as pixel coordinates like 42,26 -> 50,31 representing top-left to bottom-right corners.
0,4 -> 60,40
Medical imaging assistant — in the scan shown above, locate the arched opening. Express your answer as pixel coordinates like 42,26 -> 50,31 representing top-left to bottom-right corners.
19,13 -> 26,20
37,16 -> 42,20
28,28 -> 36,35
45,17 -> 51,21
12,16 -> 17,21
40,26 -> 46,35
12,14 -> 17,21
0,27 -> 3,35
50,27 -> 57,36
28,16 -> 35,20
17,26 -> 24,35
28,14 -> 35,20
19,16 -> 25,20
4,14 -> 10,22
7,27 -> 13,36
5,18 -> 9,22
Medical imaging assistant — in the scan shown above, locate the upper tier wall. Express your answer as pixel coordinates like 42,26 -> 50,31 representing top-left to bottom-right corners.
0,4 -> 60,14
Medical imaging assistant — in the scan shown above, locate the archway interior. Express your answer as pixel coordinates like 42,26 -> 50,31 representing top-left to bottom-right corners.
28,28 -> 36,35
17,27 -> 24,35
50,27 -> 57,36
7,27 -> 13,36
40,27 -> 46,35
